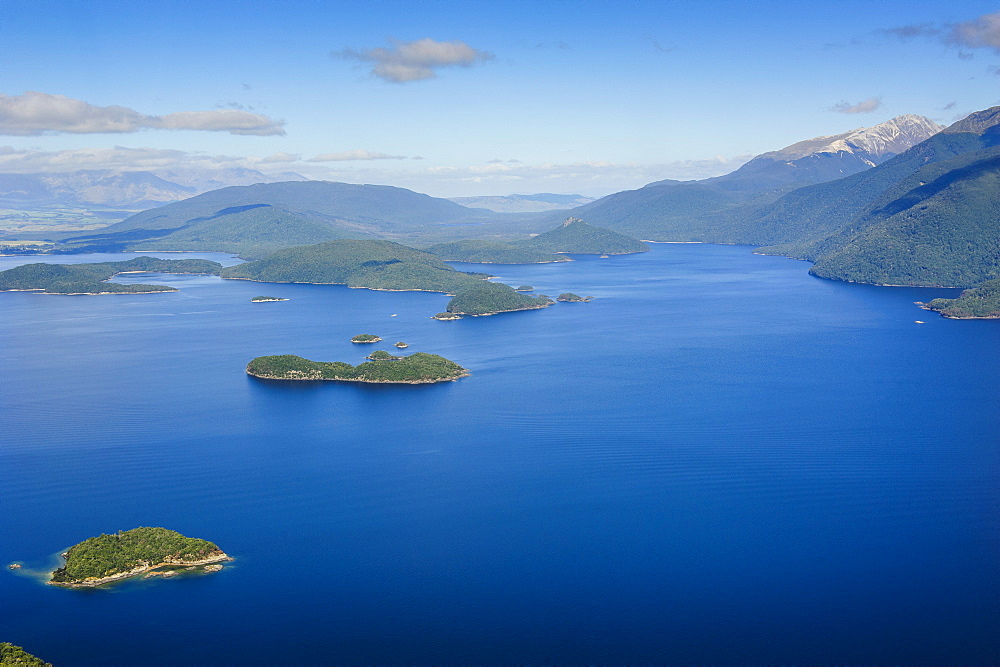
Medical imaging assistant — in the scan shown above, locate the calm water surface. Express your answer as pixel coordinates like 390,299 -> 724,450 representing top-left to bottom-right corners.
1,245 -> 997,664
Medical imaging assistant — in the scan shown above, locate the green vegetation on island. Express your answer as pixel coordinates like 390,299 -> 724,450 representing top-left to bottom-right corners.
395,341 -> 409,348
219,239 -> 488,293
515,285 -> 533,291
247,352 -> 469,384
50,527 -> 229,587
425,239 -> 570,264
351,334 -> 382,343
367,350 -> 402,361
0,643 -> 50,666
445,281 -> 554,316
251,295 -> 288,302
432,312 -> 462,320
0,257 -> 223,294
520,217 -> 649,255
922,279 -> 1000,318
557,293 -> 593,302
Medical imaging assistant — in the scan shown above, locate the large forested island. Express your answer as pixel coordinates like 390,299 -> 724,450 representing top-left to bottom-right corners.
49,527 -> 229,587
219,239 -> 490,293
0,257 -> 223,294
921,279 -> 1000,318
0,643 -> 50,666
247,352 -> 469,383
445,281 -> 554,316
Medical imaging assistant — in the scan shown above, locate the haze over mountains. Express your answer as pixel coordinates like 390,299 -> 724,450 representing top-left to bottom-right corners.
0,167 -> 306,209
449,193 -> 596,213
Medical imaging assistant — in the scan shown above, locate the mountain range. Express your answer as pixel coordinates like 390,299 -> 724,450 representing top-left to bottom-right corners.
12,107 -> 1000,292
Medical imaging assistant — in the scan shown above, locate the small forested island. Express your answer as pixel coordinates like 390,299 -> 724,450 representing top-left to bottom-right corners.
394,341 -> 409,348
557,293 -> 594,302
433,312 -> 462,320
351,334 -> 382,343
367,350 -> 402,361
0,257 -> 223,295
515,285 -> 534,291
49,527 -> 230,588
247,352 -> 469,384
0,642 -> 50,666
251,295 -> 288,302
445,281 -> 554,316
921,278 -> 1000,318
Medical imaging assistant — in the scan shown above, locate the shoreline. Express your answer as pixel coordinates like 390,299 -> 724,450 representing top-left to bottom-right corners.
449,302 -> 553,317
221,276 -> 485,294
247,369 -> 470,384
48,552 -> 231,588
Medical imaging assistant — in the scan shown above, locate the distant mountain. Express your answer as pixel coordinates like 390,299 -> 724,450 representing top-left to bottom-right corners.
561,115 -> 943,241
521,217 -> 648,255
54,180 -> 541,257
702,114 -> 944,191
450,193 -> 596,213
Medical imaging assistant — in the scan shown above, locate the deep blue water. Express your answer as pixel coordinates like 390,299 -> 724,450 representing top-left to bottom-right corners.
1,245 -> 998,665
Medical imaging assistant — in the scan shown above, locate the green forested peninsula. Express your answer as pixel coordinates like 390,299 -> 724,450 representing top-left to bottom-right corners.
247,352 -> 468,383
0,257 -> 223,294
425,239 -> 570,264
445,281 -> 554,316
50,527 -> 229,587
922,279 -> 1000,318
0,643 -> 50,666
220,240 -> 488,293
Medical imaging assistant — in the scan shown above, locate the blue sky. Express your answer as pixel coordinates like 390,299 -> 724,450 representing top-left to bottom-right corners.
1,0 -> 999,196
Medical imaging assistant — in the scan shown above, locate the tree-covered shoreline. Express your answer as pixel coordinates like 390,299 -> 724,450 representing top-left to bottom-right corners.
0,257 -> 223,295
247,352 -> 469,384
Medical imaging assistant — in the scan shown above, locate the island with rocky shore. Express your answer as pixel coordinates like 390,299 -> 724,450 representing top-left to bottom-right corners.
48,527 -> 230,588
557,293 -> 594,302
247,351 -> 469,384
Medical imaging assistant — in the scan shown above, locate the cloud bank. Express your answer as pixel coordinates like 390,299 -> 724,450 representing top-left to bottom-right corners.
0,145 -> 753,197
881,11 -> 1000,54
0,91 -> 285,136
948,12 -> 1000,51
830,97 -> 882,114
308,150 -> 408,162
337,38 -> 493,82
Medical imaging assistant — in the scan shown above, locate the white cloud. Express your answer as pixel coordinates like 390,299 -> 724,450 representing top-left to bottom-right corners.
259,152 -> 301,163
0,91 -> 285,136
948,12 -> 1000,51
336,38 -> 493,83
830,97 -> 882,114
308,150 -> 407,162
